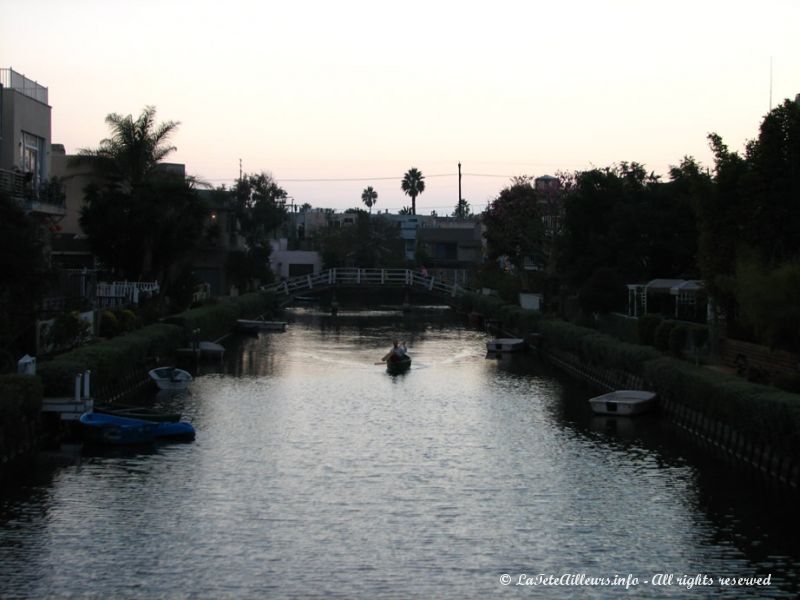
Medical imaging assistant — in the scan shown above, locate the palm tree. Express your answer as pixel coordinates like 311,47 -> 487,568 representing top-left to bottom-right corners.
75,105 -> 180,188
361,186 -> 378,213
401,167 -> 425,215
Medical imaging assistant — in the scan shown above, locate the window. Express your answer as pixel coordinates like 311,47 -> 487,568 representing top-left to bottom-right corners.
21,131 -> 45,184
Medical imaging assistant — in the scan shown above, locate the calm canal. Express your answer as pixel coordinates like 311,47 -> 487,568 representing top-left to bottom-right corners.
1,306 -> 798,599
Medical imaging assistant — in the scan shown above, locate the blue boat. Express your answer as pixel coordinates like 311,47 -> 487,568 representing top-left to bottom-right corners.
80,412 -> 196,445
80,412 -> 157,446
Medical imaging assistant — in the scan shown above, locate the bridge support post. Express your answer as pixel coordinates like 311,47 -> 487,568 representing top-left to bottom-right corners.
330,289 -> 339,316
402,287 -> 411,313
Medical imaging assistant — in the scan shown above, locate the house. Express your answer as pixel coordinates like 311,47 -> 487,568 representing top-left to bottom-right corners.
416,217 -> 483,275
0,68 -> 65,223
191,188 -> 247,296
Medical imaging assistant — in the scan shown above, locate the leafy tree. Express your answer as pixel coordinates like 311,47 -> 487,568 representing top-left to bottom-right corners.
483,178 -> 544,271
578,267 -> 626,315
452,197 -> 472,218
227,172 -> 289,289
80,176 -> 208,283
361,186 -> 378,213
312,213 -> 404,268
0,191 -> 50,365
75,105 -> 179,188
694,98 -> 800,339
736,258 -> 800,350
398,206 -> 413,215
76,107 -> 209,289
401,167 -> 425,215
559,162 -> 699,286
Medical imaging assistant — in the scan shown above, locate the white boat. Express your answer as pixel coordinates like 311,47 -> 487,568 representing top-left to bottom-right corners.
589,390 -> 657,416
486,338 -> 526,352
235,319 -> 287,332
148,367 -> 193,391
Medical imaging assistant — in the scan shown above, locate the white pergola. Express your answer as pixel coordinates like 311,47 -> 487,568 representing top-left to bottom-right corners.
627,279 -> 705,318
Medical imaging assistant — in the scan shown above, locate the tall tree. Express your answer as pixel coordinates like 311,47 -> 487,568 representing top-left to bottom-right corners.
227,172 -> 289,289
401,168 -> 425,215
0,191 -> 50,365
452,197 -> 472,218
483,179 -> 544,271
77,107 -> 208,287
75,105 -> 179,188
361,186 -> 378,213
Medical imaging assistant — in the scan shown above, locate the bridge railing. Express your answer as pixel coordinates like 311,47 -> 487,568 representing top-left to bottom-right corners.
262,268 -> 468,299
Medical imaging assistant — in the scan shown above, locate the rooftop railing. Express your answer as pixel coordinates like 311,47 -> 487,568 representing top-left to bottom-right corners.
0,68 -> 49,103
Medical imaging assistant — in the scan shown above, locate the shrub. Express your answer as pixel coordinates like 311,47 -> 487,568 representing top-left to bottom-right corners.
643,357 -> 800,455
46,311 -> 91,351
668,324 -> 688,357
636,314 -> 662,346
37,323 -> 183,396
654,320 -> 676,352
99,311 -> 120,338
115,309 -> 139,332
596,313 -> 638,344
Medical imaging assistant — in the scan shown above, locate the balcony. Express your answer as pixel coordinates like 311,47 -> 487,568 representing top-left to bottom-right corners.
0,68 -> 49,103
0,168 -> 66,216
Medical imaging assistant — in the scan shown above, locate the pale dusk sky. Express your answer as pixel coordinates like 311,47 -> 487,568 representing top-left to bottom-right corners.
2,0 -> 799,213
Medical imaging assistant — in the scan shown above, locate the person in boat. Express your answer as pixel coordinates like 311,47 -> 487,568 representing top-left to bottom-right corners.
382,340 -> 407,363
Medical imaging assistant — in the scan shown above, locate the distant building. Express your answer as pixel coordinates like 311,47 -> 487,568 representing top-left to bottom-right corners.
416,217 -> 483,271
191,189 -> 247,296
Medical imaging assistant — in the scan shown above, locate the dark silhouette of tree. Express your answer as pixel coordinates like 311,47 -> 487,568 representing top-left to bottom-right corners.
452,197 -> 472,218
483,179 -> 544,271
77,107 -> 208,287
401,168 -> 425,215
361,186 -> 378,213
227,172 -> 289,289
74,105 -> 179,188
0,191 -> 50,365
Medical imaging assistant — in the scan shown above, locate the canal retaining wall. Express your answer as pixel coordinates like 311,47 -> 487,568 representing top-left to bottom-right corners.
456,291 -> 800,490
0,374 -> 43,482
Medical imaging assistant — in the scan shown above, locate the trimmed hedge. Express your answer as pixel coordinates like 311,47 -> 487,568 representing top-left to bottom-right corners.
538,320 -> 661,374
0,374 -> 42,418
643,357 -> 800,455
38,323 -> 184,395
596,313 -> 639,344
37,292 -> 276,396
0,374 -> 43,465
163,292 -> 275,342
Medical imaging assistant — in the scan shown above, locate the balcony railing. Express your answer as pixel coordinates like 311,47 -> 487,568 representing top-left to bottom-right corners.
0,68 -> 49,103
0,168 -> 66,214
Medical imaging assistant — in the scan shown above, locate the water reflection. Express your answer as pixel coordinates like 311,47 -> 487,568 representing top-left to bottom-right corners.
1,307 -> 798,598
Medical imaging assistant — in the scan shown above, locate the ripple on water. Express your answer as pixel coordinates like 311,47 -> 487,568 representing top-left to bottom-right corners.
1,310 -> 799,598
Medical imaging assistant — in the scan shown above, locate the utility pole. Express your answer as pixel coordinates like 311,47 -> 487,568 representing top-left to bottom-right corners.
239,158 -> 243,182
458,161 -> 462,203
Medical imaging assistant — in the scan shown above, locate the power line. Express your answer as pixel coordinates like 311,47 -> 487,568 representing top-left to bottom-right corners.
202,172 -> 518,183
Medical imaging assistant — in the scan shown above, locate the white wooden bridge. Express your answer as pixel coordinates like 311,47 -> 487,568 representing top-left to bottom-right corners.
261,268 -> 469,305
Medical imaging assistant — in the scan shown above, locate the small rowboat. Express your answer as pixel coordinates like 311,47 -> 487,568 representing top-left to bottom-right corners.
589,390 -> 657,416
235,319 -> 287,332
148,367 -> 193,391
79,412 -> 157,445
486,338 -> 526,353
80,412 -> 196,444
93,404 -> 182,422
386,354 -> 412,374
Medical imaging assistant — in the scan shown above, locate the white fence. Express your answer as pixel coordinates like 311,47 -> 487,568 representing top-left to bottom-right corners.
95,281 -> 160,308
262,268 -> 467,301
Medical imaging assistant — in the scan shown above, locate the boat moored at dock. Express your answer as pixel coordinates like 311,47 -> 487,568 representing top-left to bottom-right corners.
148,367 -> 193,391
589,390 -> 658,416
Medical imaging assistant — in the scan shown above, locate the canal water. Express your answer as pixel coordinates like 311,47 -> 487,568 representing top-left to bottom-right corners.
1,307 -> 798,599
